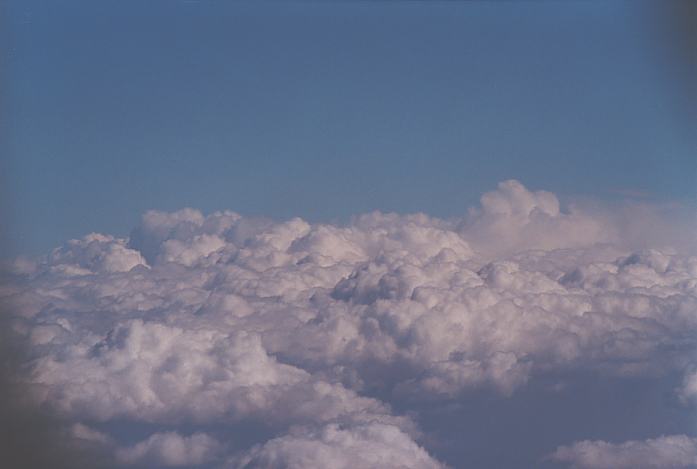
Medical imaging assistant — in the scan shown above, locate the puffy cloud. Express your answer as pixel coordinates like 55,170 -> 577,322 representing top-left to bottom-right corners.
46,233 -> 147,274
233,423 -> 444,469
67,423 -> 225,467
128,209 -> 209,264
549,435 -> 697,469
31,320 -> 399,429
69,423 -> 114,447
678,367 -> 697,404
66,424 -> 222,467
459,180 -> 612,256
116,432 -> 221,467
2,180 -> 695,467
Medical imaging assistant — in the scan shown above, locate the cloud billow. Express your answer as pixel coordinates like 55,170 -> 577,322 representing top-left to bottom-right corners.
2,180 -> 695,468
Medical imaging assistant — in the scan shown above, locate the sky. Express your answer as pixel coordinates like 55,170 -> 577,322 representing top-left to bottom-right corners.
1,0 -> 695,257
1,2 -> 697,469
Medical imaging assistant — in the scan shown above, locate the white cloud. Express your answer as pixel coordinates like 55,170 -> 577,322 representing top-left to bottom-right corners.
47,233 -> 147,274
233,423 -> 444,469
2,180 -> 695,467
549,435 -> 697,469
459,180 -> 613,256
116,432 -> 221,467
679,367 -> 697,404
32,320 -> 400,429
69,423 -> 114,446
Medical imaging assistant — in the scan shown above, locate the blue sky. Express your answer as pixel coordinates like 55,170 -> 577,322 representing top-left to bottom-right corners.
2,0 -> 695,257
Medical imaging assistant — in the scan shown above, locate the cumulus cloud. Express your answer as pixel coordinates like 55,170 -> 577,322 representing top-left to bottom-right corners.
47,233 -> 147,274
2,180 -> 695,467
549,434 -> 697,469
678,367 -> 697,404
116,432 -> 221,467
233,423 -> 444,469
459,180 -> 612,256
66,424 -> 222,467
31,320 -> 401,429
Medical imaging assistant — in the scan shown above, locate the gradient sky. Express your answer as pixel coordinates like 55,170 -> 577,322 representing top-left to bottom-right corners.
1,0 -> 695,257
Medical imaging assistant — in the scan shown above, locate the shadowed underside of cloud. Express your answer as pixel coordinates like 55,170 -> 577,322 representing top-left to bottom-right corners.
1,180 -> 695,468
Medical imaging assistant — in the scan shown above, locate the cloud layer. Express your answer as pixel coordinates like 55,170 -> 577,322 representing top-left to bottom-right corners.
549,435 -> 697,469
2,180 -> 695,467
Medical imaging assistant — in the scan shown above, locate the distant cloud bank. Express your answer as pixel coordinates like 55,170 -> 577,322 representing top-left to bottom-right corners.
2,180 -> 695,468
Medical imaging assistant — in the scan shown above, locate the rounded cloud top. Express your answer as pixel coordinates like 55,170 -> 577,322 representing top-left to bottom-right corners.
2,180 -> 695,468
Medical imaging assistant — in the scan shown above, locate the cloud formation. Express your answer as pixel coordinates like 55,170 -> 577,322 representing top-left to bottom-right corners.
549,435 -> 697,469
233,423 -> 443,469
116,432 -> 222,467
2,180 -> 695,467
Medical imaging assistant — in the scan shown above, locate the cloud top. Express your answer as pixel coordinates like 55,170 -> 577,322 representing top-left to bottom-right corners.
2,180 -> 695,467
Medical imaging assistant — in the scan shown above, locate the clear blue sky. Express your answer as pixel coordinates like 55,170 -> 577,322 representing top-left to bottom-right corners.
1,0 -> 695,257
